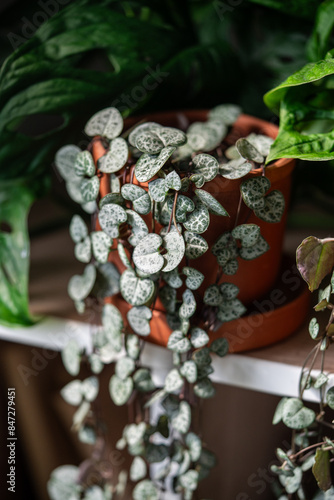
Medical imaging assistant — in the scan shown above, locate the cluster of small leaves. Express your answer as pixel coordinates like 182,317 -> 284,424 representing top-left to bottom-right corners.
271,270 -> 334,498
51,104 -> 285,499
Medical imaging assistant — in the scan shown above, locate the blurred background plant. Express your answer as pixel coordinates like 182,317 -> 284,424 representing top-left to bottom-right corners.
0,0 -> 331,326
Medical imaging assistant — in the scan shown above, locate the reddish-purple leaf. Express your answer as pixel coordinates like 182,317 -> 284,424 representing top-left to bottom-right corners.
296,236 -> 334,291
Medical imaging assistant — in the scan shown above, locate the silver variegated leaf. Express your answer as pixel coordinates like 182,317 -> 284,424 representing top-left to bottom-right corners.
126,209 -> 149,247
75,236 -> 91,263
133,233 -> 164,274
179,289 -> 196,319
217,299 -> 246,322
84,107 -> 123,139
109,375 -> 133,406
81,200 -> 97,214
126,334 -> 141,360
133,480 -> 159,500
203,285 -> 222,306
240,177 -> 271,210
135,130 -> 164,154
91,231 -> 112,263
236,138 -> 264,163
167,194 -> 195,223
167,330 -> 191,353
183,203 -> 210,234
165,368 -> 184,393
159,285 -> 177,313
66,179 -> 85,204
61,339 -> 81,376
192,153 -> 219,182
99,192 -> 124,209
135,146 -> 175,182
190,327 -> 209,348
179,469 -> 199,491
61,380 -> 83,406
154,126 -> 187,148
193,347 -> 211,367
209,103 -> 241,125
239,235 -> 269,260
281,398 -> 315,430
163,231 -> 185,272
171,400 -> 191,434
189,173 -> 205,188
254,190 -> 285,223
180,360 -> 197,383
183,267 -> 204,290
128,122 -> 159,146
55,145 -> 81,182
165,170 -> 182,191
186,433 -> 202,462
81,376 -> 99,402
127,306 -> 152,336
130,456 -> 147,482
98,137 -> 128,173
194,377 -> 216,399
219,284 -> 238,302
74,151 -> 95,177
68,264 -> 96,301
195,189 -> 228,216
120,269 -> 155,306
184,231 -> 208,259
219,158 -> 253,180
115,356 -> 135,380
110,173 -> 121,193
98,203 -> 127,238
70,215 -> 88,243
149,178 -> 167,202
47,465 -> 81,500
80,176 -> 100,203
210,338 -> 229,357
232,224 -> 260,247
121,184 -> 151,215
133,368 -> 156,392
146,443 -> 169,463
247,133 -> 274,157
162,268 -> 183,288
102,303 -> 124,335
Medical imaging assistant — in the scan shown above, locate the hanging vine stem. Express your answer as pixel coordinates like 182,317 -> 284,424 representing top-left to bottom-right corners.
299,341 -> 322,399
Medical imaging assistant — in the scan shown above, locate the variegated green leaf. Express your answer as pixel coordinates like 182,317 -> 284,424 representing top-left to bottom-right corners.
55,145 -> 81,182
190,328 -> 209,348
133,479 -> 159,500
183,267 -> 204,290
184,232 -> 208,259
70,215 -> 88,243
254,190 -> 285,223
192,154 -> 219,182
309,317 -> 319,340
62,339 -> 81,376
149,178 -> 167,202
236,138 -> 264,163
135,146 -> 175,182
189,173 -> 205,188
167,330 -> 191,353
167,194 -> 195,223
115,356 -> 135,380
68,264 -> 96,301
165,368 -> 184,393
209,103 -> 241,125
180,289 -> 196,319
232,224 -> 260,248
219,158 -> 252,180
127,306 -> 152,336
217,299 -> 246,322
66,179 -> 85,204
195,189 -> 229,216
179,469 -> 199,491
75,236 -> 91,263
162,268 -> 183,289
61,380 -> 83,406
163,231 -> 185,272
98,137 -> 128,173
210,338 -> 229,357
239,235 -> 269,260
183,204 -> 210,234
194,377 -> 215,399
135,130 -> 164,154
74,151 -> 95,177
120,269 -> 155,306
121,184 -> 151,215
159,285 -> 177,313
99,192 -> 124,209
193,347 -> 211,367
110,173 -> 121,193
154,126 -> 187,148
80,176 -> 100,203
126,209 -> 149,247
133,368 -> 156,392
85,107 -> 123,139
126,334 -> 141,360
282,398 -> 316,430
180,360 -> 197,384
241,177 -> 271,210
247,133 -> 274,157
203,285 -> 222,306
171,400 -> 191,434
102,303 -> 124,336
165,171 -> 182,191
98,203 -> 127,238
186,433 -> 202,462
91,231 -> 112,263
219,283 -> 239,300
133,233 -> 164,274
109,375 -> 133,406
130,456 -> 147,482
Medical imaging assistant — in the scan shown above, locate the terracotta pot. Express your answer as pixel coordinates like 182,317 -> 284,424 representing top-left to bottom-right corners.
92,110 -> 303,352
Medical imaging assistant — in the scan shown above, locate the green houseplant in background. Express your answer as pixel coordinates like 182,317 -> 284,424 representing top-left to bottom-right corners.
47,102 -> 291,500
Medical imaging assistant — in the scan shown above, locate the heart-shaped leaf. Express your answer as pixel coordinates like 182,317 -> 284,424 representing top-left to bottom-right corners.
247,133 -> 274,157
179,289 -> 196,319
75,236 -> 91,263
186,433 -> 202,461
163,231 -> 185,272
309,317 -> 319,340
209,103 -> 241,125
219,158 -> 253,180
171,400 -> 191,434
217,299 -> 246,322
121,184 -> 151,215
183,204 -> 210,234
109,375 -> 133,406
61,380 -> 83,406
75,151 -> 95,177
219,283 -> 239,300
110,173 -> 121,193
126,209 -> 149,247
167,195 -> 195,223
167,330 -> 191,353
162,268 -> 183,289
203,285 -> 222,306
190,327 -> 209,348
135,146 -> 175,182
130,456 -> 147,482
127,306 -> 152,336
326,387 -> 334,409
236,138 -> 264,163
165,171 -> 182,191
120,269 -> 155,306
154,126 -> 187,148
189,173 -> 205,188
126,334 -> 141,360
282,398 -> 316,429
80,176 -> 100,203
133,368 -> 156,392
68,264 -> 96,301
47,465 -> 81,500
135,130 -> 165,154
81,376 -> 99,402
297,236 -> 334,292
70,215 -> 88,243
90,231 -> 112,263
210,338 -> 229,357
195,189 -> 229,216
55,145 -> 81,182
98,203 -> 127,238
241,177 -> 271,210
179,469 -> 199,491
98,137 -> 128,173
115,356 -> 135,380
85,107 -> 123,139
133,233 -> 164,274
193,347 -> 211,367
165,368 -> 184,393
254,190 -> 285,223
180,360 -> 197,383
232,224 -> 260,248
279,467 -> 303,494
159,285 -> 177,313
184,232 -> 209,259
183,267 -> 204,290
192,153 -> 219,182
239,235 -> 269,260
194,377 -> 215,399
133,480 -> 159,500
102,303 -> 124,335
149,178 -> 167,202
62,339 -> 81,376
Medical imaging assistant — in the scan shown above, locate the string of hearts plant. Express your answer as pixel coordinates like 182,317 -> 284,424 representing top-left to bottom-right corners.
47,104 -> 286,500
